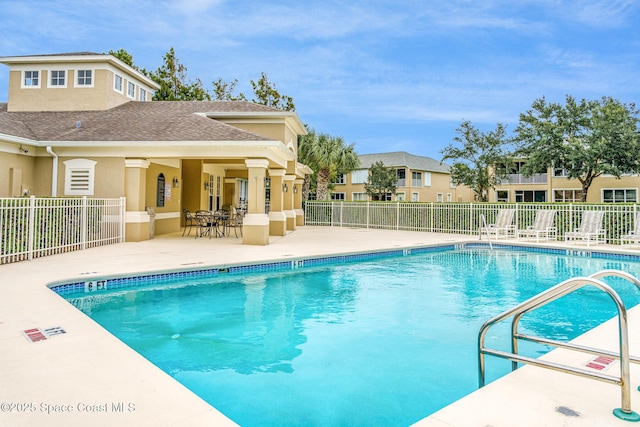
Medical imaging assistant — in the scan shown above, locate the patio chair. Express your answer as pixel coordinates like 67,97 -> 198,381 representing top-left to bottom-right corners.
227,207 -> 244,238
480,209 -> 516,240
620,212 -> 640,247
517,210 -> 557,243
195,210 -> 216,239
182,209 -> 196,237
564,210 -> 606,246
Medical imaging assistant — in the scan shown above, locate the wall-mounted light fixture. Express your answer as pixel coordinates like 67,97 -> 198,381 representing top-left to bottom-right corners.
204,181 -> 210,191
172,177 -> 179,188
282,183 -> 288,193
293,186 -> 298,194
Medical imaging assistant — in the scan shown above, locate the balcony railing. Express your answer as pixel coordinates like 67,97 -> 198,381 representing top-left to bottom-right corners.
506,173 -> 548,184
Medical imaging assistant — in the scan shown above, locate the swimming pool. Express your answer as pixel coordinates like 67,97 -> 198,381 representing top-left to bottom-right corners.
57,245 -> 640,426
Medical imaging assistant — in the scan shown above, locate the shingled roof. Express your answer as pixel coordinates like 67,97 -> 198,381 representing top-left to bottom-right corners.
0,101 -> 286,143
358,151 -> 450,173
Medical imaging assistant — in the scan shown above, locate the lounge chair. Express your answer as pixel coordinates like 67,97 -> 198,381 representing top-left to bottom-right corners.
480,208 -> 516,240
620,212 -> 640,247
564,210 -> 606,246
517,210 -> 557,243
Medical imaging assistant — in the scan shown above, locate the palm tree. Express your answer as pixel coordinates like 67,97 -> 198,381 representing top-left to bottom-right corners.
298,129 -> 359,201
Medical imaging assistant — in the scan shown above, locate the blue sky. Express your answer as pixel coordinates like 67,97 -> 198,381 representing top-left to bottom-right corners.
1,1 -> 639,160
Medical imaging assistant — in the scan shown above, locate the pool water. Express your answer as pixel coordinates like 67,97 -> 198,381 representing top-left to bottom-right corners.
65,249 -> 640,426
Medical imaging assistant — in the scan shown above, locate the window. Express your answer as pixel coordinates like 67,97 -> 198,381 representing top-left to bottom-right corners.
333,173 -> 345,184
114,75 -> 123,92
396,192 -> 405,201
496,190 -> 509,202
330,192 -> 346,201
447,193 -> 452,202
63,159 -> 97,196
411,171 -> 421,187
156,174 -> 166,207
411,192 -> 419,202
127,81 -> 135,98
23,70 -> 39,87
515,190 -> 547,202
602,189 -> 637,203
554,189 -> 583,202
437,193 -> 444,202
396,169 -> 406,186
139,88 -> 147,101
553,168 -> 569,177
351,169 -> 368,184
423,172 -> 432,187
372,193 -> 392,201
352,192 -> 367,201
50,70 -> 65,87
76,69 -> 93,86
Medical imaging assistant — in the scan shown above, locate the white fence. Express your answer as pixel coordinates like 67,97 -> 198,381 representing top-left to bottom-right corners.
1,196 -> 126,264
305,201 -> 639,244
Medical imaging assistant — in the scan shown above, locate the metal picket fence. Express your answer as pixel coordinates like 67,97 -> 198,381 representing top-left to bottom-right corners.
1,196 -> 126,264
305,201 -> 638,244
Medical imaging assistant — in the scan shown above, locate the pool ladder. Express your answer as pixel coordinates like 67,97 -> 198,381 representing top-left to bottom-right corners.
479,214 -> 493,251
478,269 -> 640,422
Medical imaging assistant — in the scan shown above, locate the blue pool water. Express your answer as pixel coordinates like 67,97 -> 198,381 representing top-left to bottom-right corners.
63,248 -> 640,426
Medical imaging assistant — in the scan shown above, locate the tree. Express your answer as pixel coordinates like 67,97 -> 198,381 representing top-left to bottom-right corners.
515,95 -> 640,201
441,121 -> 512,202
250,72 -> 295,111
211,77 -> 247,101
297,129 -> 359,201
364,161 -> 397,200
109,49 -> 134,67
152,47 -> 210,101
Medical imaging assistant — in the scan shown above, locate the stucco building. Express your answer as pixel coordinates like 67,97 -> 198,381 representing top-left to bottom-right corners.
490,159 -> 638,203
0,52 -> 311,245
332,151 -> 474,202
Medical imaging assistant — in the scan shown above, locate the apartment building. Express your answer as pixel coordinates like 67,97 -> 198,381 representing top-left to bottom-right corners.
331,151 -> 474,202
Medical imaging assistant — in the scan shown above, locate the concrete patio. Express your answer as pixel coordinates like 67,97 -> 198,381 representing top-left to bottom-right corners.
0,226 -> 639,426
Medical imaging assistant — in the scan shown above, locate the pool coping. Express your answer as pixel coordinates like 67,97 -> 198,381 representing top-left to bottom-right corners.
1,227 -> 640,426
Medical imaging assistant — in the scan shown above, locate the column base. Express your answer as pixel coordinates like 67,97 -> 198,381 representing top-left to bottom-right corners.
243,213 -> 270,245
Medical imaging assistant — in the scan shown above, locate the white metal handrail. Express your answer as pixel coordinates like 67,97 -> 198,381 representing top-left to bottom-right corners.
479,213 -> 493,251
478,270 -> 640,421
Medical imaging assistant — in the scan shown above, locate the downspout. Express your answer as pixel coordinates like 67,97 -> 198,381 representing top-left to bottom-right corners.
46,146 -> 58,197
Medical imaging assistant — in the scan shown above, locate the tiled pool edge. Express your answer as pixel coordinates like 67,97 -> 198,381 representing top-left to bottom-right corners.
49,242 -> 640,297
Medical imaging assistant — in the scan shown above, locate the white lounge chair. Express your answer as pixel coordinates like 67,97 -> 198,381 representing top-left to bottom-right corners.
620,212 -> 640,247
480,208 -> 516,240
564,211 -> 606,246
517,210 -> 557,243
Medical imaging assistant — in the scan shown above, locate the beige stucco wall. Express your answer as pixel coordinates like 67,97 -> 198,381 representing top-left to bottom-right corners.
339,169 -> 471,202
492,167 -> 640,203
0,152 -> 37,197
145,163 -> 182,235
226,122 -> 287,144
7,67 -> 154,112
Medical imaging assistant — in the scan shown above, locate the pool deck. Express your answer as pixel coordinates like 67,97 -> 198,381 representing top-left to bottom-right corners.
1,226 -> 639,426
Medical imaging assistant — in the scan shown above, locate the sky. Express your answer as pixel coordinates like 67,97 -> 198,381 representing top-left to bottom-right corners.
1,0 -> 639,160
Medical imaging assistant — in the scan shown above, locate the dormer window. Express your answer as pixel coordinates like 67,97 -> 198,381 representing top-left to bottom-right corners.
50,70 -> 66,87
23,70 -> 39,87
76,69 -> 92,86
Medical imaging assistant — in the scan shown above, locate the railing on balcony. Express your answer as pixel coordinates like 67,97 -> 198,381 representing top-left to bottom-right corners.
396,179 -> 406,187
304,201 -> 638,244
506,173 -> 548,184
